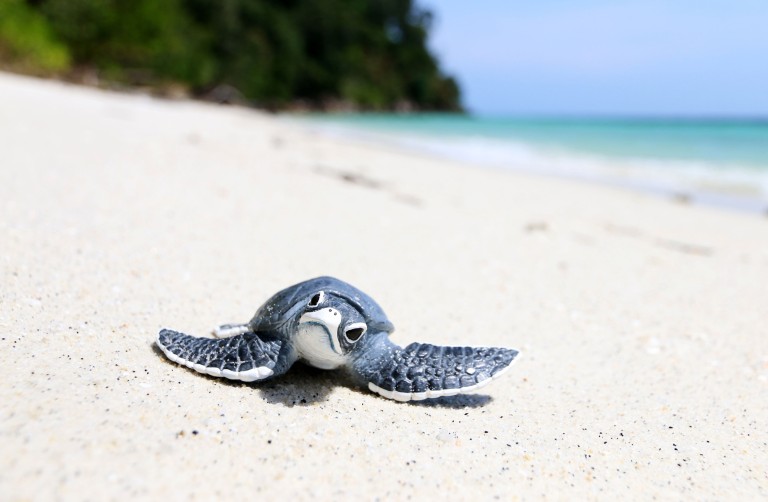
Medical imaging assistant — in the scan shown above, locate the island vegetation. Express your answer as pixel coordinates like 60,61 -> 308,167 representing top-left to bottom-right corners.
0,0 -> 461,111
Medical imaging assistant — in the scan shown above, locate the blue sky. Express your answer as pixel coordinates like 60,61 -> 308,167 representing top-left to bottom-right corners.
420,0 -> 768,116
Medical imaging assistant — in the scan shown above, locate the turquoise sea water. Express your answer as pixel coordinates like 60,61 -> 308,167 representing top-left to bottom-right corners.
297,114 -> 768,211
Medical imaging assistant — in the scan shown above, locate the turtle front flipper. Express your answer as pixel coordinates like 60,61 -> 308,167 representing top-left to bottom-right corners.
350,336 -> 519,402
157,329 -> 294,382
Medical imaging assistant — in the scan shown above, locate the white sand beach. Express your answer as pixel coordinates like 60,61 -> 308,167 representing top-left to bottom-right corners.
1,72 -> 767,500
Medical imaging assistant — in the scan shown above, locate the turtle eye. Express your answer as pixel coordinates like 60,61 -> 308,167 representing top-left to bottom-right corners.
308,291 -> 324,308
344,323 -> 367,343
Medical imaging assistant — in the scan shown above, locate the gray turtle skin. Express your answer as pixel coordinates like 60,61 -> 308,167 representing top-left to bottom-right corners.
156,276 -> 519,402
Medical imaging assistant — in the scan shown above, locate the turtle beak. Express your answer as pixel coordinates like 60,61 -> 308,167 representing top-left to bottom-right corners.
299,308 -> 343,354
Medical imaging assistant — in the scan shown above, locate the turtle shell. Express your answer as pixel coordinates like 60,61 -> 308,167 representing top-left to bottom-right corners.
248,276 -> 394,337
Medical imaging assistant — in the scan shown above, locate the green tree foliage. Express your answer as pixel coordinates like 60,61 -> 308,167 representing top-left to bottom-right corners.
2,0 -> 461,110
37,0 -> 210,85
0,0 -> 69,74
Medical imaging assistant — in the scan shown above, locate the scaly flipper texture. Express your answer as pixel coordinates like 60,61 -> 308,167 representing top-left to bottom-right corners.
157,329 -> 291,382
359,339 -> 519,402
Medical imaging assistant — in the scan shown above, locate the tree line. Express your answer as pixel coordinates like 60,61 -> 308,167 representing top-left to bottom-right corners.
0,0 -> 462,111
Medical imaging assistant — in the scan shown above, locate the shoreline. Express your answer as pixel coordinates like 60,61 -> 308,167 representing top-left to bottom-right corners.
290,114 -> 768,214
12,71 -> 768,213
2,71 -> 767,499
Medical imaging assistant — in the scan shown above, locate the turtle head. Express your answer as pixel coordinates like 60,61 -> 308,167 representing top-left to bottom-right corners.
298,290 -> 368,356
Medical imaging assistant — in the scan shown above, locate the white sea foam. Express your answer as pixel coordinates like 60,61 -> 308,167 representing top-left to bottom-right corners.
290,117 -> 768,213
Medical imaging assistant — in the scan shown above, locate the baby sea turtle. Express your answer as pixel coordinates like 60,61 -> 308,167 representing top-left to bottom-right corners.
156,276 -> 519,402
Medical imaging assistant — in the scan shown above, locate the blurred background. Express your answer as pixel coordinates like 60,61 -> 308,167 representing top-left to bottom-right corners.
0,0 -> 461,110
424,0 -> 768,117
2,0 -> 767,210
